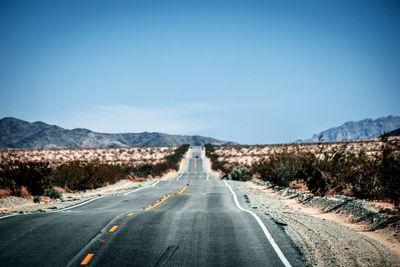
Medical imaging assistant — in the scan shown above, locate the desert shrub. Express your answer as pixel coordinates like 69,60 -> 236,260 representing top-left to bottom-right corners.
164,144 -> 190,170
226,166 -> 252,181
0,145 -> 190,195
33,195 -> 41,203
19,186 -> 32,198
253,149 -> 312,187
125,164 -> 153,178
50,161 -> 89,190
45,188 -> 62,199
0,161 -> 51,196
377,136 -> 400,206
290,152 -> 326,194
87,163 -> 126,188
250,138 -> 400,206
342,150 -> 378,198
0,188 -> 12,198
125,144 -> 190,178
50,145 -> 190,190
50,161 -> 127,190
205,144 -> 229,173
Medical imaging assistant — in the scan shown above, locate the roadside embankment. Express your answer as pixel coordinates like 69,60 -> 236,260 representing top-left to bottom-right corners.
0,179 -> 156,216
233,180 -> 400,266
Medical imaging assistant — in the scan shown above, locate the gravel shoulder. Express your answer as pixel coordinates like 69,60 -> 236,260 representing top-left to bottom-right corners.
232,180 -> 400,267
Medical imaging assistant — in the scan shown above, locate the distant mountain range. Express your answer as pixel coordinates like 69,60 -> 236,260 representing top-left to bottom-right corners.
385,127 -> 400,137
0,117 -> 235,149
302,115 -> 400,143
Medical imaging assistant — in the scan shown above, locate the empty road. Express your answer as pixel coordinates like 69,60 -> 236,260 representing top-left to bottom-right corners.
0,147 -> 304,266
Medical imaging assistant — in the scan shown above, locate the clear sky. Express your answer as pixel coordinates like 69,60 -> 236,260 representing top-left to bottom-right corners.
1,0 -> 399,144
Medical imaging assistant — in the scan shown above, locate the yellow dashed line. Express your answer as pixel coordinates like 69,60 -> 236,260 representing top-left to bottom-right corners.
79,182 -> 193,266
142,181 -> 192,211
108,225 -> 119,233
81,253 -> 94,265
176,180 -> 192,196
142,194 -> 173,211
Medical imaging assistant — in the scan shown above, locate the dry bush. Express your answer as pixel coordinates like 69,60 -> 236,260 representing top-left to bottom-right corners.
19,186 -> 31,198
205,144 -> 229,173
0,188 -> 11,198
50,161 -> 127,190
209,139 -> 400,207
0,145 -> 189,196
0,161 -> 51,196
126,144 -> 190,178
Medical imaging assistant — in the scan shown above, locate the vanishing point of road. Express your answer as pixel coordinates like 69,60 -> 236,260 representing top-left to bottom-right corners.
0,147 -> 304,266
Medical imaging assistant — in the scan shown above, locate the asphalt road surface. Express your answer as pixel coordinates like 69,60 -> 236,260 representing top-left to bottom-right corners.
0,147 -> 304,266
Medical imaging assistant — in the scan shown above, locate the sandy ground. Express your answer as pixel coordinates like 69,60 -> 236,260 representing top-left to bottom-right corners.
0,179 -> 157,216
233,181 -> 400,267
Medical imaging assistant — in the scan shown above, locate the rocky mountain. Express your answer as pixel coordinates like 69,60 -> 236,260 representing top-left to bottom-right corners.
0,117 -> 234,149
303,115 -> 400,143
385,127 -> 400,137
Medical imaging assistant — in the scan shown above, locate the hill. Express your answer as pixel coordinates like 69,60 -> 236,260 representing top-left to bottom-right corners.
0,117 -> 234,148
384,127 -> 400,137
303,115 -> 400,142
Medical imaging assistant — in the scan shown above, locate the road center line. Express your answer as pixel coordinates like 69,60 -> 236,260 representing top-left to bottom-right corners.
223,180 -> 292,267
108,225 -> 119,233
80,253 -> 94,265
142,194 -> 173,211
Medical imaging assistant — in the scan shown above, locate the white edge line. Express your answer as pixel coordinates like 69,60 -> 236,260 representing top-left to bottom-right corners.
0,196 -> 106,218
123,180 -> 161,196
223,180 -> 292,267
0,213 -> 21,220
0,180 -> 162,218
201,148 -> 209,181
176,172 -> 183,180
58,196 -> 105,212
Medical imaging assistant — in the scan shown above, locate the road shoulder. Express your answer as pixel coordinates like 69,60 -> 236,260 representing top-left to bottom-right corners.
232,180 -> 400,267
0,179 -> 156,217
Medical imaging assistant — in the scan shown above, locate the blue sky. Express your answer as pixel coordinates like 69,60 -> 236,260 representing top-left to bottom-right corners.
1,0 -> 399,144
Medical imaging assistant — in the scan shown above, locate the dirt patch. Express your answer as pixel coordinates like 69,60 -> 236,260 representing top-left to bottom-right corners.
233,180 -> 400,267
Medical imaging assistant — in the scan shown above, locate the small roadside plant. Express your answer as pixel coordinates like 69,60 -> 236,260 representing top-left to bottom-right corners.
226,166 -> 252,181
33,195 -> 41,203
45,188 -> 62,199
205,144 -> 230,174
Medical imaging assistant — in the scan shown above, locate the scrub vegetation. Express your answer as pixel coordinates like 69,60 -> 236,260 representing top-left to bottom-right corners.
0,145 -> 189,197
206,137 -> 400,207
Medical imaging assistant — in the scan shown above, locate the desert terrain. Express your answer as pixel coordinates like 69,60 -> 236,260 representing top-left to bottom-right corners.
0,147 -> 175,166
